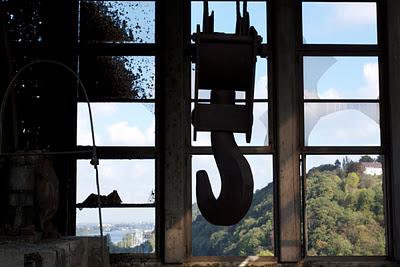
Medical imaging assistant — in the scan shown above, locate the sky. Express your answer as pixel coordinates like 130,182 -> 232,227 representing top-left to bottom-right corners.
76,2 -> 380,225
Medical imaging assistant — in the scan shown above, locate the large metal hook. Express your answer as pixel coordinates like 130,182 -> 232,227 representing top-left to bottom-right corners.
195,90 -> 254,226
192,0 -> 259,226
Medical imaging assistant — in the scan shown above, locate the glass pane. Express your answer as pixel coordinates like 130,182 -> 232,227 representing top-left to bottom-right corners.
304,57 -> 379,99
191,103 -> 269,146
192,155 -> 274,256
80,1 -> 155,43
302,2 -> 377,44
77,159 -> 155,204
191,1 -> 267,42
305,155 -> 385,256
5,0 -> 46,43
79,56 -> 155,100
76,208 -> 155,253
304,103 -> 380,146
77,103 -> 155,146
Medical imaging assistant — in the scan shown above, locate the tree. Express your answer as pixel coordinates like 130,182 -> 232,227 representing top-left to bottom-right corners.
192,183 -> 274,256
346,162 -> 365,176
334,159 -> 341,169
79,2 -> 155,100
344,172 -> 360,192
342,156 -> 351,171
192,166 -> 385,257
356,189 -> 375,211
305,167 -> 385,256
359,155 -> 374,163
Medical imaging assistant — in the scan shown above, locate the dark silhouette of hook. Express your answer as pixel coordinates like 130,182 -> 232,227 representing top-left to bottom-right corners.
196,90 -> 254,226
192,0 -> 259,226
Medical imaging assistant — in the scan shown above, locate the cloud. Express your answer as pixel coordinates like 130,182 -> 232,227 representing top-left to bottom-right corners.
331,3 -> 376,26
107,120 -> 154,146
308,109 -> 380,146
360,63 -> 379,98
77,159 -> 155,206
91,103 -> 118,116
76,129 -> 100,146
76,103 -> 119,145
317,62 -> 379,99
319,88 -> 341,99
76,114 -> 103,145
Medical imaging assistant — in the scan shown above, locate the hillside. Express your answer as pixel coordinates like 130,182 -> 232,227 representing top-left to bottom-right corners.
192,158 -> 385,256
192,182 -> 274,256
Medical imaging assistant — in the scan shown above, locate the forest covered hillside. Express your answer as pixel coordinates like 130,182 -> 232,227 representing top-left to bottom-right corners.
192,182 -> 274,256
192,157 -> 385,256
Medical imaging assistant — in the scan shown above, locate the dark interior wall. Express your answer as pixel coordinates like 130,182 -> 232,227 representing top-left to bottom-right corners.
0,0 -> 79,235
0,6 -> 12,228
41,0 -> 79,236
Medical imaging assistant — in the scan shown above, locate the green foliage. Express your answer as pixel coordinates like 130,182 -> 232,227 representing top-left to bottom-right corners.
346,162 -> 365,176
192,159 -> 385,257
79,2 -> 155,100
359,155 -> 375,163
334,159 -> 341,169
192,183 -> 274,256
344,172 -> 360,192
306,163 -> 385,256
308,164 -> 337,176
257,249 -> 274,256
107,231 -> 155,253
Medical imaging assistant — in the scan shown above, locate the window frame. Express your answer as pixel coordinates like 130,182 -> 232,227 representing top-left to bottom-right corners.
188,0 -> 277,260
70,0 -> 400,264
298,0 -> 389,258
74,0 -> 161,259
2,0 -> 400,265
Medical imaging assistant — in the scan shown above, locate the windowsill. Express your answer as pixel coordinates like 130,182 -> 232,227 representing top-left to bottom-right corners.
303,256 -> 398,267
187,255 -> 276,262
107,255 -> 400,267
110,253 -> 158,265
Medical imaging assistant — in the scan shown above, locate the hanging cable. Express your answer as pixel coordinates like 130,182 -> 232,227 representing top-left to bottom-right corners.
0,59 -> 104,256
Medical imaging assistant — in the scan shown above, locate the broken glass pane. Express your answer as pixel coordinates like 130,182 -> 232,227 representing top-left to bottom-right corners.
304,57 -> 379,99
80,1 -> 155,43
79,56 -> 155,100
304,103 -> 380,146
